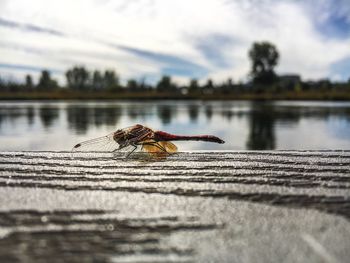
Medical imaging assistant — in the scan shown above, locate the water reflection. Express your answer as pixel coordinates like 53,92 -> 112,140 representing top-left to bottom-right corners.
204,105 -> 213,120
39,106 -> 59,129
0,107 -> 27,129
0,101 -> 349,150
188,104 -> 199,122
126,104 -> 152,121
66,105 -> 123,134
246,103 -> 304,149
221,109 -> 235,121
157,105 -> 174,124
26,106 -> 35,126
67,106 -> 91,134
92,107 -> 121,127
246,104 -> 276,150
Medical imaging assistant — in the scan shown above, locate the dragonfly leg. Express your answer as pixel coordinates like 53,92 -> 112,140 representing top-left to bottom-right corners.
153,143 -> 168,153
126,144 -> 138,158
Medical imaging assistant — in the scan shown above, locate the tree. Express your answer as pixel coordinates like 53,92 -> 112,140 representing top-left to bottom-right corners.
188,79 -> 199,93
248,41 -> 279,85
103,70 -> 120,91
220,78 -> 234,94
202,79 -> 214,94
0,76 -> 4,90
92,70 -> 104,90
66,66 -> 90,90
126,79 -> 139,91
137,77 -> 148,91
25,74 -> 34,90
156,76 -> 177,92
37,70 -> 57,90
0,76 -> 7,91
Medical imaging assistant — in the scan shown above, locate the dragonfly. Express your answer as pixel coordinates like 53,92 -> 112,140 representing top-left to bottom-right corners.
72,124 -> 225,158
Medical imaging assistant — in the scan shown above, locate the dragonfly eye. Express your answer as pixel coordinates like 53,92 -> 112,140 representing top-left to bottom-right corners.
114,129 -> 123,135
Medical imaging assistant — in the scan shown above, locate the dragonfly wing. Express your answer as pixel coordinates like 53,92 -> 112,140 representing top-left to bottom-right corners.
159,141 -> 178,153
72,132 -> 119,152
117,144 -> 139,152
141,140 -> 177,159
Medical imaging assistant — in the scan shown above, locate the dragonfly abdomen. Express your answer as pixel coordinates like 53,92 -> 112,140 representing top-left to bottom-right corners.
154,131 -> 225,144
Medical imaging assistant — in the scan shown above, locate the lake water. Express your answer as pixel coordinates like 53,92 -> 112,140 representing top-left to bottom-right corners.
0,100 -> 350,151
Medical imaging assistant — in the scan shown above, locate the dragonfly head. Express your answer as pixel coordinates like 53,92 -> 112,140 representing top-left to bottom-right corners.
113,129 -> 126,142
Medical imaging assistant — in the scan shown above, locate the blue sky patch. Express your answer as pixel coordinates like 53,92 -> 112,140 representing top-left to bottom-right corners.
194,33 -> 234,68
330,57 -> 350,81
117,45 -> 209,78
0,17 -> 65,37
0,63 -> 62,74
317,14 -> 350,39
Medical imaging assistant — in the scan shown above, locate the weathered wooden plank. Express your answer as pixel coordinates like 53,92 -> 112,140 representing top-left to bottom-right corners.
0,151 -> 349,263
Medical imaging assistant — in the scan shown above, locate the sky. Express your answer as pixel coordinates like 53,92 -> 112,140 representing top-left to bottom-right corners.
0,0 -> 350,85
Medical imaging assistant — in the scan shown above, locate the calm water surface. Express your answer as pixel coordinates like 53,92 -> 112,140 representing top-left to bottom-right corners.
0,100 -> 350,151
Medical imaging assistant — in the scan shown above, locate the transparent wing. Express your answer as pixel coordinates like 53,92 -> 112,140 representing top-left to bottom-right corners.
159,141 -> 178,153
72,132 -> 119,152
141,140 -> 177,153
141,140 -> 177,159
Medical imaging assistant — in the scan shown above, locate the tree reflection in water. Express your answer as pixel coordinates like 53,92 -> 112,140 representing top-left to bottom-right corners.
246,102 -> 302,150
246,104 -> 276,150
126,104 -> 152,121
0,101 -> 350,151
188,104 -> 199,122
39,106 -> 59,129
157,104 -> 174,124
67,105 -> 122,134
204,104 -> 213,120
67,106 -> 90,134
93,106 -> 121,127
26,106 -> 35,126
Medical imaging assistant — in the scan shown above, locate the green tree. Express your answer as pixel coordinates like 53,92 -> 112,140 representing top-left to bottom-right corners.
66,66 -> 90,90
220,78 -> 234,94
37,70 -> 57,90
137,77 -> 148,91
92,70 -> 104,90
126,79 -> 139,91
202,79 -> 214,94
25,74 -> 34,90
0,76 -> 4,90
248,41 -> 279,85
188,79 -> 199,93
294,82 -> 302,93
156,75 -> 177,92
104,70 -> 120,91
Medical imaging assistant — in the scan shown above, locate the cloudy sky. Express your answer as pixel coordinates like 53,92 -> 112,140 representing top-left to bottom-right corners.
0,0 -> 350,85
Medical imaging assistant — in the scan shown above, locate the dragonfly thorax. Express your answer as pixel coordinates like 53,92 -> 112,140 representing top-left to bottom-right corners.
112,125 -> 155,147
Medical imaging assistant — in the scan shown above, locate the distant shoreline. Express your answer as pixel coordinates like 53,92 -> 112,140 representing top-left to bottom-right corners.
1,90 -> 350,101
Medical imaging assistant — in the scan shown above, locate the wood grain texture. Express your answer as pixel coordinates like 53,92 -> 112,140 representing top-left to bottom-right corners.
0,151 -> 349,263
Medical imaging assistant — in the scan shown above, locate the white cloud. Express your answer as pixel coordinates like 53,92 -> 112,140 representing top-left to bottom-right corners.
0,0 -> 349,84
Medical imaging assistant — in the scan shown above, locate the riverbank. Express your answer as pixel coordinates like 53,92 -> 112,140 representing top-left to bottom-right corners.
1,90 -> 350,100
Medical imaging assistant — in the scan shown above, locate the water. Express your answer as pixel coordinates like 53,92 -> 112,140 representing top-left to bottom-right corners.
0,100 -> 350,151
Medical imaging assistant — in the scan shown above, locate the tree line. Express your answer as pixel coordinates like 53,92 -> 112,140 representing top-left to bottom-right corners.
0,42 -> 349,95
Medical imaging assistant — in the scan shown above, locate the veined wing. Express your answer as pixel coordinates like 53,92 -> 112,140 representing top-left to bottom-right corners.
158,141 -> 178,153
141,140 -> 178,158
72,132 -> 119,152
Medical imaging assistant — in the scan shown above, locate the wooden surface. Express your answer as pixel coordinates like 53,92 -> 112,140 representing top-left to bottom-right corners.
0,151 -> 349,263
